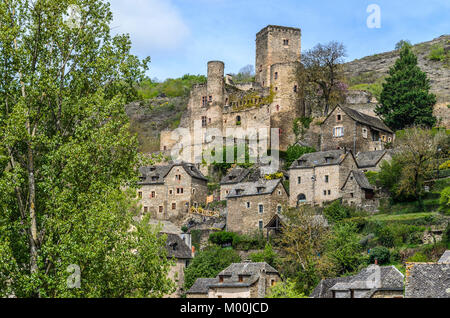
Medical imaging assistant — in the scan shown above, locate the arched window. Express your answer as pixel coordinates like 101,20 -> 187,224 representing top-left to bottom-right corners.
297,194 -> 307,206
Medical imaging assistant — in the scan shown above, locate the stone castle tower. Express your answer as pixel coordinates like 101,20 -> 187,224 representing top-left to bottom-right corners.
256,25 -> 302,149
160,25 -> 303,160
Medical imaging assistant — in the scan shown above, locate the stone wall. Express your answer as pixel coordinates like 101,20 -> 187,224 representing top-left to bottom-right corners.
226,182 -> 288,235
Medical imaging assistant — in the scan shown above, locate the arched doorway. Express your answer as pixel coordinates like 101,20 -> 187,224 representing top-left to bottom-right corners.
297,194 -> 306,206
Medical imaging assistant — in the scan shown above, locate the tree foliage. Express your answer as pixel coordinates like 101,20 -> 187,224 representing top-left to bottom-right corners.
376,45 -> 437,130
183,246 -> 241,291
265,278 -> 307,298
284,145 -> 316,170
298,42 -> 347,116
0,0 -> 174,297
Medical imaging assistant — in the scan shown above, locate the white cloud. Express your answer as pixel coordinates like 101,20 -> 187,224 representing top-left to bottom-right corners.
109,0 -> 190,52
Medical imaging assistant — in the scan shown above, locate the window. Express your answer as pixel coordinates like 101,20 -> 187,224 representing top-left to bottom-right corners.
172,203 -> 176,210
236,116 -> 241,126
175,174 -> 181,181
177,188 -> 184,194
271,279 -> 276,287
325,175 -> 329,183
163,146 -> 167,151
350,193 -> 354,198
202,116 -> 207,128
246,202 -> 251,209
277,205 -> 282,213
381,135 -> 386,142
144,206 -> 148,213
208,118 -> 212,124
333,127 -> 344,137
259,220 -> 264,231
239,275 -> 244,283
293,85 -> 298,93
138,191 -> 142,199
298,177 -> 302,184
192,188 -> 196,194
324,190 -> 327,196
209,96 -> 212,102
388,137 -> 392,142
259,204 -> 264,214
328,190 -> 331,195
362,128 -> 368,139
278,190 -> 282,195
274,72 -> 278,80
337,114 -> 342,121
169,189 -> 173,195
159,206 -> 163,213
276,105 -> 280,112
219,276 -> 224,283
275,87 -> 278,91
283,39 -> 289,46
151,191 -> 156,198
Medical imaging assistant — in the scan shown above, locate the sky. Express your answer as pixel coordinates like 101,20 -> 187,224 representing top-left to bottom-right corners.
108,0 -> 450,81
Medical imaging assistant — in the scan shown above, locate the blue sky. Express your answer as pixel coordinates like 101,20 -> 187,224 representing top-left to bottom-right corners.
109,0 -> 450,81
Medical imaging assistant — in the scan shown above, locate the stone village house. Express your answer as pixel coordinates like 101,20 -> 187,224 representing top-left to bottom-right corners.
310,265 -> 405,298
164,232 -> 193,298
226,179 -> 289,235
186,262 -> 281,298
219,166 -> 263,201
320,106 -> 394,154
341,170 -> 378,212
137,163 -> 208,222
289,150 -> 358,207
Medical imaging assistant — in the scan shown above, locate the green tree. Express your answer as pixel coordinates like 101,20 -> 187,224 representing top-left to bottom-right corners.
326,223 -> 364,275
0,0 -> 174,297
440,187 -> 450,215
249,244 -> 279,268
369,246 -> 391,265
323,200 -> 351,223
284,145 -> 315,169
266,278 -> 307,298
376,45 -> 436,130
184,246 -> 241,290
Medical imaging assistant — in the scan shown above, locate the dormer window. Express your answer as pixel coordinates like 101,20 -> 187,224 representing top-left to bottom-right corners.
219,276 -> 224,283
325,157 -> 334,164
239,275 -> 244,283
236,189 -> 244,195
257,187 -> 265,194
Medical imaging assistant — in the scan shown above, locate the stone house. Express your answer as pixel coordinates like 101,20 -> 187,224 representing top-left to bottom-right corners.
320,106 -> 394,154
356,150 -> 394,172
226,179 -> 289,235
137,163 -> 208,222
289,150 -> 358,207
219,166 -> 262,201
164,233 -> 193,298
311,265 -> 405,298
341,170 -> 378,212
405,250 -> 450,298
186,262 -> 281,298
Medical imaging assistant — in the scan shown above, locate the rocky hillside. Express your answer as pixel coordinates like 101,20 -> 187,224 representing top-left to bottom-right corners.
344,35 -> 450,103
126,97 -> 188,153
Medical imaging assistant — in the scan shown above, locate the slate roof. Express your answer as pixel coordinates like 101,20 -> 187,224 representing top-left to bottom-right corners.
312,265 -> 404,298
342,170 -> 374,191
438,250 -> 450,264
356,150 -> 388,168
226,179 -> 283,199
186,278 -> 219,295
405,263 -> 450,298
220,167 -> 252,185
164,233 -> 193,260
338,106 -> 393,133
290,150 -> 348,169
138,165 -> 172,185
208,262 -> 280,289
310,276 -> 354,298
138,162 -> 207,185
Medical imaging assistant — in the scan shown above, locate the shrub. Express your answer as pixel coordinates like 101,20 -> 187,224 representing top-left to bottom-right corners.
266,278 -> 307,298
184,246 -> 241,290
439,187 -> 450,215
323,201 -> 351,223
429,46 -> 446,62
249,244 -> 279,268
407,252 -> 430,263
209,231 -> 239,247
376,227 -> 395,248
369,246 -> 390,265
